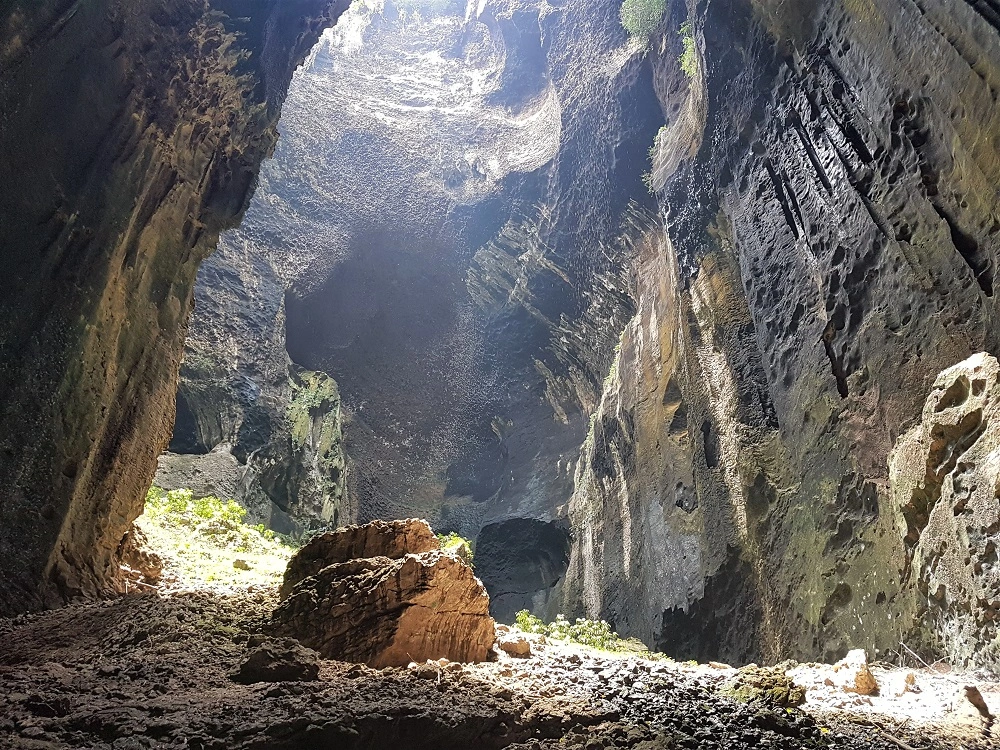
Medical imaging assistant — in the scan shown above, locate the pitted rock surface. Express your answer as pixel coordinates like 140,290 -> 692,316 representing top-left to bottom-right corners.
889,352 -> 1000,668
274,520 -> 494,666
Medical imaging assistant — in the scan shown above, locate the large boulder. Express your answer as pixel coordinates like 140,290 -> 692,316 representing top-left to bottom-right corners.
278,519 -> 440,599
273,520 -> 495,667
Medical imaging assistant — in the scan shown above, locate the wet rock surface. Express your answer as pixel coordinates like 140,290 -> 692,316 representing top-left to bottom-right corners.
273,519 -> 494,666
0,590 -> 994,750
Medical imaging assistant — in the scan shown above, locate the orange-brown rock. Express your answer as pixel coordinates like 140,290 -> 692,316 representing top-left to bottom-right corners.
278,518 -> 439,599
274,547 -> 494,667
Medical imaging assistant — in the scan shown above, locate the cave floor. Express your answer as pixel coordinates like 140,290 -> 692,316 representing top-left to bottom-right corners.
1,586 -> 996,750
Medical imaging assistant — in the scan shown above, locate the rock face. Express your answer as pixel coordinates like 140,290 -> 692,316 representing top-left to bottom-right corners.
0,0 -> 349,615
889,353 -> 1000,669
277,518 -> 440,599
274,520 -> 495,667
556,0 -> 1000,669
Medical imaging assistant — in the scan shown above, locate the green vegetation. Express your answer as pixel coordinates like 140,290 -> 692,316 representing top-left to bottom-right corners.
516,610 -> 627,652
139,487 -> 298,587
679,21 -> 697,78
620,0 -> 666,38
437,531 -> 474,566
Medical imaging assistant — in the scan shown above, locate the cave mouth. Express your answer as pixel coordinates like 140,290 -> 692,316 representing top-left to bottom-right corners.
475,518 -> 572,622
155,0 -> 664,619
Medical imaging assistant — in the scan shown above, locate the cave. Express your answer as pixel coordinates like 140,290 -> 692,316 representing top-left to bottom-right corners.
2,0 -> 1000,746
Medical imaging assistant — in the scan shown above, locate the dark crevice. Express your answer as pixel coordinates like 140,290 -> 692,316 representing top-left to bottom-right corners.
821,320 -> 849,398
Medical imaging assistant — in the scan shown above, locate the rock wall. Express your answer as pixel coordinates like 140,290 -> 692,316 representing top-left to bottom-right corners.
558,0 -> 1000,668
0,0 -> 348,615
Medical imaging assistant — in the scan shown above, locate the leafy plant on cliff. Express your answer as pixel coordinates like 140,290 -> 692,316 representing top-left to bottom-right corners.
620,0 -> 666,38
679,21 -> 697,78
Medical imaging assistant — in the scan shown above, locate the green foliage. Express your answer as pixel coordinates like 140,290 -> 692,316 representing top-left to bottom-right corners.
144,487 -> 288,553
620,0 -> 666,38
679,21 -> 697,78
437,531 -> 474,566
515,611 -> 626,652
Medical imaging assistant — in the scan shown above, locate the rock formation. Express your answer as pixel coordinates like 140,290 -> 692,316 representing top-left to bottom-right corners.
273,519 -> 495,667
0,0 -> 349,615
889,353 -> 1000,669
556,0 -> 1000,670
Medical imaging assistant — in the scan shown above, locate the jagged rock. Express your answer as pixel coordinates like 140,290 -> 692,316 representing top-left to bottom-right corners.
273,520 -> 494,667
832,650 -> 878,696
231,639 -> 321,684
117,526 -> 163,589
278,519 -> 439,599
890,353 -> 1000,668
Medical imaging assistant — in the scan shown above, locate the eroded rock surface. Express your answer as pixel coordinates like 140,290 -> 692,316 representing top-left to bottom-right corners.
0,0 -> 349,615
889,353 -> 1000,669
278,518 -> 439,598
274,520 -> 494,666
556,0 -> 1000,670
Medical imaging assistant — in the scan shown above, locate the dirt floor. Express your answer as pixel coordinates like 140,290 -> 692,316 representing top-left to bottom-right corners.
1,582 -> 997,750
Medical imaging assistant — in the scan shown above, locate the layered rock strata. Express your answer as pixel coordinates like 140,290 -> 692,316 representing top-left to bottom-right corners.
0,0 -> 348,615
558,0 -> 1000,668
274,519 -> 495,667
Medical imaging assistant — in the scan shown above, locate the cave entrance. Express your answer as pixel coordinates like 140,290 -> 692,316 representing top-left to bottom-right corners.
153,0 -> 666,616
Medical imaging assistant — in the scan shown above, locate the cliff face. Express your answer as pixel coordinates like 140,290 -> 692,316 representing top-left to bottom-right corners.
0,0 -> 347,614
560,0 -> 1000,667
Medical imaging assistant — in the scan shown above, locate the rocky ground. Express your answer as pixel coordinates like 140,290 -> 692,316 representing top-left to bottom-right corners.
1,581 -> 997,750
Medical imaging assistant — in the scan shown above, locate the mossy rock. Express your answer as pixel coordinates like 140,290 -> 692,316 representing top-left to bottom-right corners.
720,665 -> 806,707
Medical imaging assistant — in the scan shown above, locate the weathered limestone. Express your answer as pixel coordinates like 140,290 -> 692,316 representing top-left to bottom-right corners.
0,0 -> 348,615
273,520 -> 495,667
890,353 -> 1000,669
558,0 -> 1000,669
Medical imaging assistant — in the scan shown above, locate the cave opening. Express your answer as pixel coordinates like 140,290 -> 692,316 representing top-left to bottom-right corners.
155,0 -> 665,620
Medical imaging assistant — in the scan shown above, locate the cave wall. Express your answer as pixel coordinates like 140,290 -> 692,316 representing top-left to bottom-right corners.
558,0 -> 1000,668
0,0 -> 348,615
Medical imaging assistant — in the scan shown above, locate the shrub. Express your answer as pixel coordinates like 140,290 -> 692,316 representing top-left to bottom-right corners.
620,0 -> 666,38
144,487 -> 287,553
437,531 -> 474,566
514,610 -> 627,652
679,21 -> 697,78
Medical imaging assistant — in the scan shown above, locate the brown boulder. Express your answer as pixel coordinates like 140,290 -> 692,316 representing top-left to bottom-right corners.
278,518 -> 439,599
117,525 -> 163,590
232,639 -> 321,684
273,520 -> 494,667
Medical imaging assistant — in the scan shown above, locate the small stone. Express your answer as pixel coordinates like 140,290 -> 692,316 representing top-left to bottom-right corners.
233,559 -> 251,570
833,649 -> 878,695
